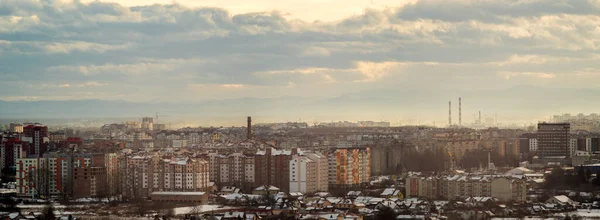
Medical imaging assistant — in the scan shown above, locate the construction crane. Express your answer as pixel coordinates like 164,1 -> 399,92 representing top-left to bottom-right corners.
155,112 -> 171,124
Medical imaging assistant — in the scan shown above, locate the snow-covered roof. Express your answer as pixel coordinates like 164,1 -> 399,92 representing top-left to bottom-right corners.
506,167 -> 533,175
381,188 -> 398,196
151,191 -> 205,196
549,195 -> 573,204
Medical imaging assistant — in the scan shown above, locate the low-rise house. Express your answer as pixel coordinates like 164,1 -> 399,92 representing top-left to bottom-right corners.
546,195 -> 574,206
381,188 -> 403,199
252,185 -> 280,195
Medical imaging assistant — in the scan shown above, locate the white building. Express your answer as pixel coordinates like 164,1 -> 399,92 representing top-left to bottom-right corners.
570,139 -> 578,157
289,155 -> 316,193
529,138 -> 538,152
15,157 -> 46,197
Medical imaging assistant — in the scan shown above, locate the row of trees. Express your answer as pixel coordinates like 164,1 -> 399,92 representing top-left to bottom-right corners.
402,147 -> 450,172
460,149 -> 519,170
544,167 -> 600,190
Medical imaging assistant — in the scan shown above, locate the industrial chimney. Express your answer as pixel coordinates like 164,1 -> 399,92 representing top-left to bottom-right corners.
459,97 -> 462,126
247,116 -> 252,140
479,111 -> 482,124
448,101 -> 452,126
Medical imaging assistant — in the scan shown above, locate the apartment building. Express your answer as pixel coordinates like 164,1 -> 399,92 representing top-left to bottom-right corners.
15,157 -> 46,197
22,124 -> 49,155
255,148 -> 299,192
289,155 -> 316,193
122,155 -> 209,199
41,152 -> 108,198
328,147 -> 371,187
207,152 -> 255,191
1,138 -> 28,170
406,174 -> 527,202
306,152 -> 328,192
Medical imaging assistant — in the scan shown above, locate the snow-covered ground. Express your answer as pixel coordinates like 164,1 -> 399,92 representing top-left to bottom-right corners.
172,205 -> 233,215
566,209 -> 600,218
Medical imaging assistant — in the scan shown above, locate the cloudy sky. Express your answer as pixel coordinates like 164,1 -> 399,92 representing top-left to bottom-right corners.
1,0 -> 600,124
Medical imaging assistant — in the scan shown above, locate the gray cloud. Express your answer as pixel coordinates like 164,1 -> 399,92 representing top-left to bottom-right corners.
0,0 -> 599,107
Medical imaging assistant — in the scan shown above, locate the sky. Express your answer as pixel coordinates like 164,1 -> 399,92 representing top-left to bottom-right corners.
1,0 -> 600,124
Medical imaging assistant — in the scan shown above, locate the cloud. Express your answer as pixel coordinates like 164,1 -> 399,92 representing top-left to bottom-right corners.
0,0 -> 600,103
499,71 -> 557,80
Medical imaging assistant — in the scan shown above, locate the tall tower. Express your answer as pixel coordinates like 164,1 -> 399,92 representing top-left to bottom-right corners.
459,97 -> 462,126
479,111 -> 482,124
448,101 -> 452,126
247,116 -> 252,140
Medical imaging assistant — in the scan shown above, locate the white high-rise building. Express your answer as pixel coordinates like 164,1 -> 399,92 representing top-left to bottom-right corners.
289,155 -> 316,193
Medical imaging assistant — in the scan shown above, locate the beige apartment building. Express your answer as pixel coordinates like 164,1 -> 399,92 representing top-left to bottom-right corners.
406,174 -> 526,202
207,152 -> 255,191
122,155 -> 209,199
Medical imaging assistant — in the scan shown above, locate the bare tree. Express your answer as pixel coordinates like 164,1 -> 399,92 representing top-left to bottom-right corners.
41,204 -> 56,220
188,205 -> 201,218
132,198 -> 151,217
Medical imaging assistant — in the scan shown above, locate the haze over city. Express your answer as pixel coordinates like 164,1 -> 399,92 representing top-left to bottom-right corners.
2,0 -> 600,126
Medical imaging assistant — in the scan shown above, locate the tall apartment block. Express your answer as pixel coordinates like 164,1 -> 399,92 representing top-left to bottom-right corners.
1,138 -> 28,170
255,148 -> 299,192
16,157 -> 46,197
328,147 -> 371,188
207,152 -> 255,191
537,123 -> 570,157
122,155 -> 209,199
22,124 -> 49,156
289,152 -> 328,193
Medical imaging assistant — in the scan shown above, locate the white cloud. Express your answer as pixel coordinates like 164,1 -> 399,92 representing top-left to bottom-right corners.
499,71 -> 556,80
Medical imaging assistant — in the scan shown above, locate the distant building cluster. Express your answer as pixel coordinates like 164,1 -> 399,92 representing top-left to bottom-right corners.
317,121 -> 391,128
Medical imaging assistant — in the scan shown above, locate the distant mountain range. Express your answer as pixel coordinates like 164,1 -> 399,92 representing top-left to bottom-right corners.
2,86 -> 600,125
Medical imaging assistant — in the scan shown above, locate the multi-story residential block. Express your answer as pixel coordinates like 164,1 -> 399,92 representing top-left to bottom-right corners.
255,148 -> 299,192
306,152 -> 328,192
207,152 -> 255,191
22,124 -> 49,156
328,147 -> 371,187
122,155 -> 209,199
289,155 -> 316,193
9,123 -> 24,133
42,152 -> 109,198
406,174 -> 527,202
1,138 -> 28,170
16,157 -> 46,197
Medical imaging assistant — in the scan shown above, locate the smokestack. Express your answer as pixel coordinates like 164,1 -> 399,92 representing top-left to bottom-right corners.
448,101 -> 452,126
247,116 -> 252,139
459,97 -> 462,126
479,111 -> 481,123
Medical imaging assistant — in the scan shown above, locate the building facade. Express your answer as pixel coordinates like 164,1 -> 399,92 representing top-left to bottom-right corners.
406,174 -> 527,202
289,155 -> 316,193
537,123 -> 570,157
122,155 -> 209,199
207,152 -> 255,191
328,147 -> 371,187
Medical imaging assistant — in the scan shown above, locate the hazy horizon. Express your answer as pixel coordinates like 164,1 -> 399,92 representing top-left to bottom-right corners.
2,0 -> 600,126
